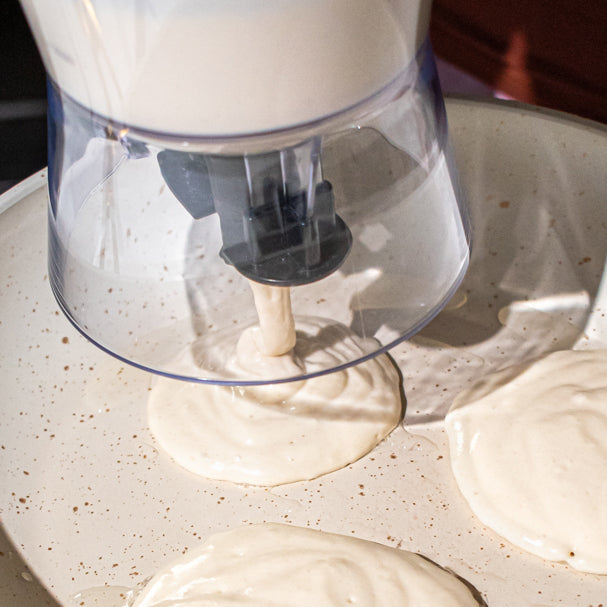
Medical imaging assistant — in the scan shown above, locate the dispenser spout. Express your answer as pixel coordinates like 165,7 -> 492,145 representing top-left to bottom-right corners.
158,138 -> 352,286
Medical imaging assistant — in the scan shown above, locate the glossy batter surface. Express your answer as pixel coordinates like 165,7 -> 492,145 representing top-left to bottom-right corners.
133,523 -> 481,607
148,321 -> 402,486
446,349 -> 607,573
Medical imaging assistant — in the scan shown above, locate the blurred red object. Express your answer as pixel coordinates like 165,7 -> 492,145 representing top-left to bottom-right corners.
430,0 -> 607,123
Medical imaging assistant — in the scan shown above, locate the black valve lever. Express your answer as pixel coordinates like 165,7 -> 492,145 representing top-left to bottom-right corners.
158,145 -> 351,286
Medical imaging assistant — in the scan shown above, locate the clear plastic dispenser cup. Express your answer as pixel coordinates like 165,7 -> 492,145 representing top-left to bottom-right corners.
20,0 -> 470,384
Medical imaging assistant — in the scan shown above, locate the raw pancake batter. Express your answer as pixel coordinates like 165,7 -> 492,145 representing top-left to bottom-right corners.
248,282 -> 295,356
148,285 -> 402,486
148,318 -> 402,486
446,349 -> 607,573
132,523 -> 482,607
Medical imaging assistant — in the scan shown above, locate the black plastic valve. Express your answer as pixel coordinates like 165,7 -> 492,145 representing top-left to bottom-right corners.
158,147 -> 351,286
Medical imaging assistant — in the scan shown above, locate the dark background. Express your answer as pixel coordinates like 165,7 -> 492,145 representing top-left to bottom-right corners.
430,0 -> 607,124
0,0 -> 46,192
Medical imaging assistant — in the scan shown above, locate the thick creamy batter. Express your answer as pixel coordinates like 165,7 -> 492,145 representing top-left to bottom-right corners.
148,279 -> 402,486
132,523 -> 481,607
248,282 -> 295,356
148,315 -> 402,486
445,349 -> 607,573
